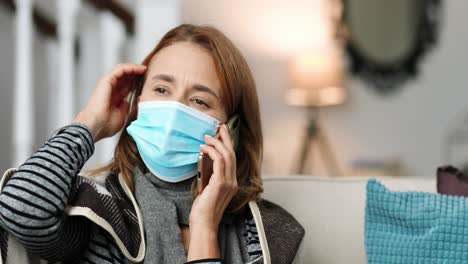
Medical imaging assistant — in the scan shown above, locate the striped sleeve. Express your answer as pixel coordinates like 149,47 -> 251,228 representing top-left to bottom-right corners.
0,124 -> 96,261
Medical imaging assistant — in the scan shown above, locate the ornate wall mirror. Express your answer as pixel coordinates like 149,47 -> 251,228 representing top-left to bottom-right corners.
341,0 -> 442,94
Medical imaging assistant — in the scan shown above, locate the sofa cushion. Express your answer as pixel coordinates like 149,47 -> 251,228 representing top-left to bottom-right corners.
261,176 -> 435,264
366,179 -> 468,263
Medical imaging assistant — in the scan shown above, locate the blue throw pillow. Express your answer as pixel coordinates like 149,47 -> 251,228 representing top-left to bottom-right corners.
365,179 -> 468,263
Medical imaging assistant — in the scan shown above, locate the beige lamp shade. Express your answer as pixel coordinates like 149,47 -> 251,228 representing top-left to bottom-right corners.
287,48 -> 346,107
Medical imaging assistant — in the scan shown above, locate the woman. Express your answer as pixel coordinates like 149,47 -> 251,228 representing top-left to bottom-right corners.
0,24 -> 304,264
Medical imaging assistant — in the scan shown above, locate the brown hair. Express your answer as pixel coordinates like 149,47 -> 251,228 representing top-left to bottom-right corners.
90,24 -> 263,212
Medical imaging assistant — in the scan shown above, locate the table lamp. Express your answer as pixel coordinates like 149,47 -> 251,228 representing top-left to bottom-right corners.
287,48 -> 346,175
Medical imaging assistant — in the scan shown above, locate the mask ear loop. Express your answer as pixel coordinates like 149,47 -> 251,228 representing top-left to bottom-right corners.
126,92 -> 138,122
127,76 -> 145,120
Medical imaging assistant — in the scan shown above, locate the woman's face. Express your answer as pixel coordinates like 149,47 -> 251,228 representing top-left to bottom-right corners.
139,42 -> 228,123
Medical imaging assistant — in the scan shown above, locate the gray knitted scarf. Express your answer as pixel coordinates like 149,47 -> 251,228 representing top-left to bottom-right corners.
133,168 -> 250,264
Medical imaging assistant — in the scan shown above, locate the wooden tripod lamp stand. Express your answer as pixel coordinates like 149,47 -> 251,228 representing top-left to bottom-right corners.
287,49 -> 346,176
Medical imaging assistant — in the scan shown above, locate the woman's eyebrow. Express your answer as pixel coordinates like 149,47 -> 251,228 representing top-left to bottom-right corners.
152,74 -> 174,82
152,73 -> 218,99
192,84 -> 219,99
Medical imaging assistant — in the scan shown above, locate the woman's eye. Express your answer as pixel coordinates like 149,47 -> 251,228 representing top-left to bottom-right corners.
192,98 -> 209,108
153,87 -> 168,94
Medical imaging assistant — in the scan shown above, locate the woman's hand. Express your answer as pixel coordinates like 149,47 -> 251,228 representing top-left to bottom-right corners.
187,124 -> 238,260
73,63 -> 146,142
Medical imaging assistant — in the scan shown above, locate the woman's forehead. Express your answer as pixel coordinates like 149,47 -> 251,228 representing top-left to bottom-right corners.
146,42 -> 222,89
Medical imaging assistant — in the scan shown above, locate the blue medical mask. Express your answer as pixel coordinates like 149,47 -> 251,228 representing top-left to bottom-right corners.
127,100 -> 220,182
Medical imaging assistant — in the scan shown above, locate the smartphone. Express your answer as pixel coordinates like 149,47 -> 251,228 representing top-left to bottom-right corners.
197,115 -> 240,192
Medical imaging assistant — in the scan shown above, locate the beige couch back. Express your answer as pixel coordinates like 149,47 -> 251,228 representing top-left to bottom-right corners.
261,176 -> 436,264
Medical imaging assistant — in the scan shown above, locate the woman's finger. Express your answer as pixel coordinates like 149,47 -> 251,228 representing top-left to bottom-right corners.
200,144 -> 225,186
117,100 -> 130,120
204,134 -> 233,184
200,144 -> 232,211
108,66 -> 145,106
111,76 -> 132,106
219,124 -> 235,161
111,63 -> 146,77
210,126 -> 236,183
219,124 -> 236,167
203,133 -> 237,206
107,64 -> 146,90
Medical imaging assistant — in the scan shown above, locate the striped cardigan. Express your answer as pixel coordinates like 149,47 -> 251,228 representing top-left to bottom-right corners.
0,124 -> 304,263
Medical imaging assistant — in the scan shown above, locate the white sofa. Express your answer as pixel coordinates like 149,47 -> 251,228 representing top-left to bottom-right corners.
261,176 -> 436,264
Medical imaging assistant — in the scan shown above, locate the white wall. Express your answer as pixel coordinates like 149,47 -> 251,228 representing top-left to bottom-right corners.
182,0 -> 468,177
319,0 -> 468,176
133,0 -> 181,62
